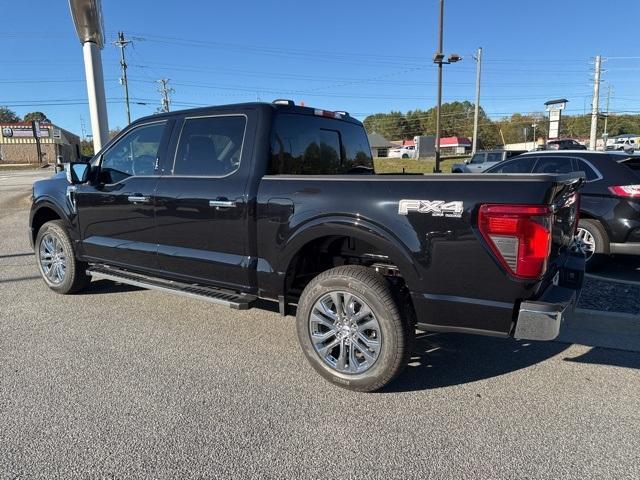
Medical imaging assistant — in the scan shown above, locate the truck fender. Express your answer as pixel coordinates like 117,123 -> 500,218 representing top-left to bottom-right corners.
29,196 -> 74,244
279,215 -> 422,291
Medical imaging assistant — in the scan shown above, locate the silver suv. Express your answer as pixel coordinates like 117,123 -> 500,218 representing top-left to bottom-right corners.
452,150 -> 526,173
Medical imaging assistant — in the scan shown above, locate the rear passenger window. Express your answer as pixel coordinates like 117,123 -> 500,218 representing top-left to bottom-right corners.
492,157 -> 536,173
532,156 -> 574,174
173,115 -> 246,176
575,159 -> 600,181
270,114 -> 373,175
619,157 -> 640,172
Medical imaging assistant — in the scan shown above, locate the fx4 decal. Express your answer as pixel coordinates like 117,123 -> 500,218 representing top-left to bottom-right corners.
398,199 -> 464,218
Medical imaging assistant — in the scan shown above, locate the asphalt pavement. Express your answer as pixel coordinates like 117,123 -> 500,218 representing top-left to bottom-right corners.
1,169 -> 639,479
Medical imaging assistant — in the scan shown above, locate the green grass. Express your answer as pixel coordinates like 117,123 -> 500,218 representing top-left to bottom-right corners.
0,163 -> 52,171
373,156 -> 468,174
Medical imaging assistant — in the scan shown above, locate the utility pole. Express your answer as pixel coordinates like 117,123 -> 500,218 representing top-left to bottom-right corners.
471,47 -> 482,155
157,78 -> 173,113
79,116 -> 86,140
114,31 -> 132,124
602,84 -> 612,150
589,55 -> 602,150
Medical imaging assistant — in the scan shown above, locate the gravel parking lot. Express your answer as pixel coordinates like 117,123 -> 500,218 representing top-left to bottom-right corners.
1,170 -> 640,479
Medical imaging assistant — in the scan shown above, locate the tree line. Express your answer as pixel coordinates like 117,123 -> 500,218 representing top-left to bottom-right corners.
363,101 -> 640,148
0,106 -> 49,123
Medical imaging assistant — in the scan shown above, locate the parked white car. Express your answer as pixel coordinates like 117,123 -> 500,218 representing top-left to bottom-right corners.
388,145 -> 416,158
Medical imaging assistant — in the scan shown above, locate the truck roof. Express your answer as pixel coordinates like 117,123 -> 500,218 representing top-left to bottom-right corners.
133,101 -> 364,126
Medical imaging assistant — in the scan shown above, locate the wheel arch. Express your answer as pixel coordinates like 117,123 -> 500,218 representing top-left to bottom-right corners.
30,200 -> 69,246
279,216 -> 421,297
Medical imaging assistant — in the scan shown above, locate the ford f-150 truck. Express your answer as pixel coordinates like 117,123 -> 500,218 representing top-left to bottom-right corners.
30,100 -> 585,391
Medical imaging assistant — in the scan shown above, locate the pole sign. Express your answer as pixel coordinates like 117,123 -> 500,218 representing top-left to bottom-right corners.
545,99 -> 568,140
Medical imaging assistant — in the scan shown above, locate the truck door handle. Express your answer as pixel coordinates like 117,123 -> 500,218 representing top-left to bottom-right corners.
209,200 -> 236,208
128,195 -> 150,204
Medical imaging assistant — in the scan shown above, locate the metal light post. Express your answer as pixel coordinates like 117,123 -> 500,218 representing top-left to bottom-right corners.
69,0 -> 109,152
433,0 -> 461,173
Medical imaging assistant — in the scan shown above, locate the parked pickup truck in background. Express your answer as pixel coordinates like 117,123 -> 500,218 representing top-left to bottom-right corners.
452,149 -> 526,173
29,100 -> 585,391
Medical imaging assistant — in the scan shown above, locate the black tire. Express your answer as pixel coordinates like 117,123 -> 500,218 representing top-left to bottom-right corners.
401,154 -> 409,159
296,265 -> 413,392
35,220 -> 90,294
577,218 -> 609,271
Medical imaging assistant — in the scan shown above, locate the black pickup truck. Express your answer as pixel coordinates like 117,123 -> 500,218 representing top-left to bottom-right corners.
30,101 -> 585,391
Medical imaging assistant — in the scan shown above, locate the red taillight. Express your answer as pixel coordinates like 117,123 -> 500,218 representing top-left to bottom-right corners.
608,185 -> 640,198
478,204 -> 553,279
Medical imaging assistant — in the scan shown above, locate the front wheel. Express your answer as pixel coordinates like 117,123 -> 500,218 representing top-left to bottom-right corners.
296,265 -> 413,392
35,220 -> 90,294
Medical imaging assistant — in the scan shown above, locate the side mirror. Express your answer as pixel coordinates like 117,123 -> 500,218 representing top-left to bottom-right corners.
65,162 -> 90,184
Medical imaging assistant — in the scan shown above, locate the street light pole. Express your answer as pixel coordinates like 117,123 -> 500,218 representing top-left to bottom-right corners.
434,0 -> 445,173
432,0 -> 461,172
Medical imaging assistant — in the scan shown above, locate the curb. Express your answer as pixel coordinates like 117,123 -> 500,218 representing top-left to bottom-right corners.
586,272 -> 640,287
557,308 -> 640,353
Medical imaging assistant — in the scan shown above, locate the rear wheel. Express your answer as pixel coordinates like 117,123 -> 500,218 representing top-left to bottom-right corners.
296,265 -> 413,392
576,219 -> 609,271
35,220 -> 90,294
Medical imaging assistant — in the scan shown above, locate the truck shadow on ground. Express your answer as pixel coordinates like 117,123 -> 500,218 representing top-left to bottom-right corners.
384,332 -> 640,393
80,279 -> 144,295
563,347 -> 640,370
383,332 -> 570,393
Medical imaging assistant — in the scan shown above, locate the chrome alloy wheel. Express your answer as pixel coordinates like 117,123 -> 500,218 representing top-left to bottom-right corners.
309,291 -> 382,374
39,232 -> 67,284
576,227 -> 596,259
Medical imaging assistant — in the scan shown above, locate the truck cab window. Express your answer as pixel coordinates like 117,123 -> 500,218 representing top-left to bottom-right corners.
99,122 -> 165,184
270,114 -> 373,174
173,115 -> 246,176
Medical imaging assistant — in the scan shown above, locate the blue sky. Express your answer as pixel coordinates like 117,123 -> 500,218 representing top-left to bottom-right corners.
1,0 -> 639,135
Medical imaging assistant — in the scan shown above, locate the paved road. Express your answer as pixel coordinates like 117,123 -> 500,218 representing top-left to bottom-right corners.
1,170 -> 639,479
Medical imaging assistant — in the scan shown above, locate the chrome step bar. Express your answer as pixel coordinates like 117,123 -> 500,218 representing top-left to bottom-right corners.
87,265 -> 256,310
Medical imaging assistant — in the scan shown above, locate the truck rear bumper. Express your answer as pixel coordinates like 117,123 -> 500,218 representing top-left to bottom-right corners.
514,286 -> 577,341
513,251 -> 585,341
